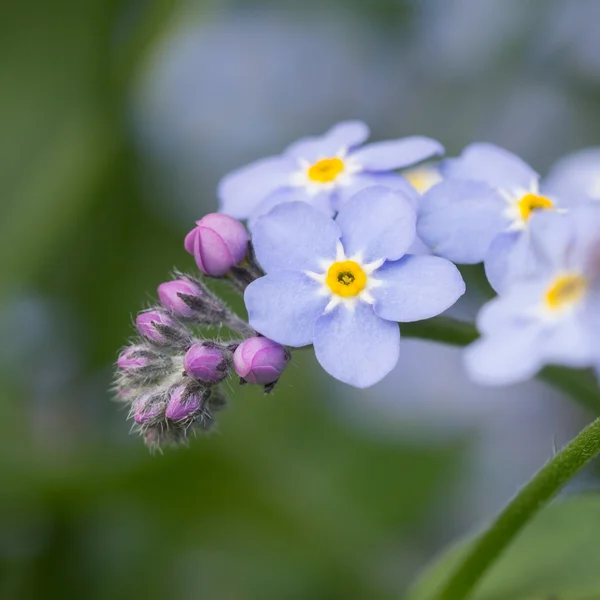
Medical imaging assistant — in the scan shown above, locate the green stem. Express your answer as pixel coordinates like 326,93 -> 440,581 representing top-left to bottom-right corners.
427,415 -> 600,600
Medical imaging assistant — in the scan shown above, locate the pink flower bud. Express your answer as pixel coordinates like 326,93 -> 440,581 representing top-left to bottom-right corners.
184,213 -> 248,277
136,310 -> 176,343
165,385 -> 203,421
233,337 -> 288,385
183,343 -> 229,383
117,346 -> 149,370
157,279 -> 203,318
132,394 -> 164,424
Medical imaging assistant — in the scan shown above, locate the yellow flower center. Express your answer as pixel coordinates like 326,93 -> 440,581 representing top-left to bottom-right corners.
518,193 -> 554,221
545,273 -> 588,311
307,157 -> 345,183
326,260 -> 367,297
403,166 -> 440,194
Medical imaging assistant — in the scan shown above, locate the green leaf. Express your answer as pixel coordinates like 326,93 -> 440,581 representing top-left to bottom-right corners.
408,495 -> 600,600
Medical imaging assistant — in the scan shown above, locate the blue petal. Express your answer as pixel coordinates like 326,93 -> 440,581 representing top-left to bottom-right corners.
417,179 -> 510,263
543,147 -> 600,207
372,255 -> 465,322
476,283 -> 547,336
245,271 -> 328,347
406,236 -> 432,256
332,172 -> 420,212
523,211 -> 580,274
567,204 -> 600,267
543,316 -> 596,368
464,328 -> 545,386
285,121 -> 370,162
313,302 -> 399,388
335,186 -> 416,262
484,231 -> 530,293
248,188 -> 334,230
350,137 -> 444,171
252,202 -> 341,273
442,143 -> 539,191
218,156 -> 294,219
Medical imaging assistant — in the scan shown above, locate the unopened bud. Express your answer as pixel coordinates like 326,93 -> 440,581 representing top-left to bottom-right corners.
233,337 -> 289,385
157,279 -> 203,318
117,346 -> 149,370
132,393 -> 165,425
136,310 -> 176,343
165,385 -> 204,421
184,213 -> 248,277
183,343 -> 230,383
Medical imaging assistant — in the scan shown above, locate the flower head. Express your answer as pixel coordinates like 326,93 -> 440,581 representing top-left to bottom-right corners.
233,337 -> 289,386
465,206 -> 600,385
417,143 -> 566,291
218,121 -> 443,224
184,213 -> 248,277
244,187 -> 465,388
135,309 -> 177,344
157,278 -> 203,318
183,342 -> 230,384
165,385 -> 206,422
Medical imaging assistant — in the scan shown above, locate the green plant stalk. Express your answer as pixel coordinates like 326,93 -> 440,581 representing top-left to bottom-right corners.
424,415 -> 600,600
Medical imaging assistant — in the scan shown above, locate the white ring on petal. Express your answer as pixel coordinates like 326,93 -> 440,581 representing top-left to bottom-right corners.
303,241 -> 383,314
289,148 -> 363,196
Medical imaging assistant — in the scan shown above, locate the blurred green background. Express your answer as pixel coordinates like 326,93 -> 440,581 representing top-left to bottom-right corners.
1,1 -> 600,598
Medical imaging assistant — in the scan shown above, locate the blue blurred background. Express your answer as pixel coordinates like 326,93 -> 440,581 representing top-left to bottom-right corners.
1,1 -> 599,598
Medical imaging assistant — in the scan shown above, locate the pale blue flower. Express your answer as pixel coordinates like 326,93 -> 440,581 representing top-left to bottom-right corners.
244,187 -> 465,388
544,147 -> 600,207
418,142 -> 567,292
465,206 -> 600,386
219,121 -> 443,223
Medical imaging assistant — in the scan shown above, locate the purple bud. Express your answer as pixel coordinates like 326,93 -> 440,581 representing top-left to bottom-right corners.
136,310 -> 175,343
233,337 -> 288,385
117,346 -> 149,370
183,343 -> 229,383
184,213 -> 248,277
132,394 -> 164,424
115,386 -> 136,401
157,279 -> 203,318
165,385 -> 203,421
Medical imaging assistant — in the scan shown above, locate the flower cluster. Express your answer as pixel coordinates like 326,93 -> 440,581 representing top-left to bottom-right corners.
115,120 -> 600,447
115,215 -> 290,449
417,142 -> 600,385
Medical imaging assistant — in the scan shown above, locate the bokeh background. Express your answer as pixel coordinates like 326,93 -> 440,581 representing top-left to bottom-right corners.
1,1 -> 600,598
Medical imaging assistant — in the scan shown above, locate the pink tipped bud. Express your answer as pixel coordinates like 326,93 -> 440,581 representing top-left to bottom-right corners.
136,310 -> 176,343
157,279 -> 203,318
184,213 -> 248,277
233,337 -> 289,385
117,346 -> 149,370
165,385 -> 203,421
132,394 -> 164,424
183,343 -> 229,383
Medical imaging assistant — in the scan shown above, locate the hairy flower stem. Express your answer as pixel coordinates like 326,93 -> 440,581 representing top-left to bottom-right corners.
424,416 -> 600,600
224,313 -> 255,338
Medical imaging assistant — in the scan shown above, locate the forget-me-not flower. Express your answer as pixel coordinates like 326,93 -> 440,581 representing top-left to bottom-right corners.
465,206 -> 600,386
218,121 -> 444,224
244,186 -> 465,388
544,147 -> 600,208
417,143 -> 566,292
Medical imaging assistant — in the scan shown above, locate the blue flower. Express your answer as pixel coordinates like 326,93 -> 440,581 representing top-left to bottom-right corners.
417,143 -> 567,292
544,147 -> 600,208
465,206 -> 600,386
218,121 -> 444,224
244,187 -> 465,388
